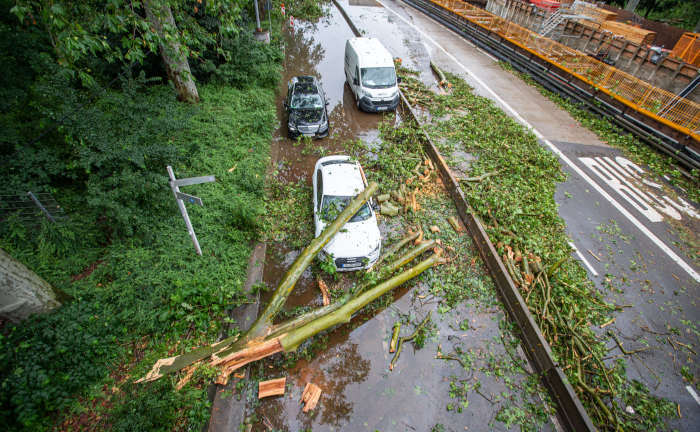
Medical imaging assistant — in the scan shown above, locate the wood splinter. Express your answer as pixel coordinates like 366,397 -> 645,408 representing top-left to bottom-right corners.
301,382 -> 322,412
259,377 -> 286,399
317,277 -> 330,306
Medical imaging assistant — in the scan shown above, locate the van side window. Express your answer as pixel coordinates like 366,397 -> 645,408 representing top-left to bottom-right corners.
316,170 -> 323,209
355,66 -> 360,80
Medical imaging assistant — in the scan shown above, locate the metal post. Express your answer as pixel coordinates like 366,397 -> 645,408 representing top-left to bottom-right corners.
167,166 -> 202,256
27,191 -> 55,223
254,0 -> 262,31
267,0 -> 272,32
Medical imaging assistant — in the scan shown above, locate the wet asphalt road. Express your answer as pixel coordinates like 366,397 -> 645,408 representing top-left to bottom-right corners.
338,0 -> 699,429
248,4 -> 547,431
210,1 -> 698,430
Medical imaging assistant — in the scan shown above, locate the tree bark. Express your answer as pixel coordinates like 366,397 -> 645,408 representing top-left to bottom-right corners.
0,248 -> 60,322
144,0 -> 199,103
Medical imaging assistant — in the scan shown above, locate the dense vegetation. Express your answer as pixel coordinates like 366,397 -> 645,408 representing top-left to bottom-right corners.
0,0 -> 326,429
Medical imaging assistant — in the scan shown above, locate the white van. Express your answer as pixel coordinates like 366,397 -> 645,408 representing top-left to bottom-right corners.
344,38 -> 400,112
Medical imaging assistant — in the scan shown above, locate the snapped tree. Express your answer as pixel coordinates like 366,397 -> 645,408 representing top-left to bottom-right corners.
0,248 -> 61,322
138,182 -> 445,384
9,0 -> 245,101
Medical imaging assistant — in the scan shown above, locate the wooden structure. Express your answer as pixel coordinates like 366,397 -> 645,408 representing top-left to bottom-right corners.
571,2 -> 617,24
600,21 -> 655,45
672,33 -> 700,67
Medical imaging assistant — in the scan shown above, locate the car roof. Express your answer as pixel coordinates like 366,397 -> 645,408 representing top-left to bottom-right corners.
348,38 -> 393,68
291,76 -> 320,95
320,159 -> 365,197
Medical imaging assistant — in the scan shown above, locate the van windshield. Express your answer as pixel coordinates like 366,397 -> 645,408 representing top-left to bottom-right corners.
361,67 -> 396,89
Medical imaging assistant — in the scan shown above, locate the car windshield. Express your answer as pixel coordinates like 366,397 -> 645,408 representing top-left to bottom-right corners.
320,195 -> 371,223
361,67 -> 396,89
291,92 -> 323,109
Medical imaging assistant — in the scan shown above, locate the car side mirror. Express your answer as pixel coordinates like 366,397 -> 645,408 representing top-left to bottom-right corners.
371,201 -> 380,212
397,76 -> 402,83
353,78 -> 359,86
326,101 -> 329,106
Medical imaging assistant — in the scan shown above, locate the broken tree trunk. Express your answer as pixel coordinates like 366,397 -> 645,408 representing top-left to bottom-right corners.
138,251 -> 442,383
279,251 -> 442,352
143,0 -> 199,103
239,182 -> 378,345
0,248 -> 61,322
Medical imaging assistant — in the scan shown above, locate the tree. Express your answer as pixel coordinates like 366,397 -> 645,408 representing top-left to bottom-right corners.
9,0 -> 244,101
143,0 -> 198,102
0,248 -> 60,322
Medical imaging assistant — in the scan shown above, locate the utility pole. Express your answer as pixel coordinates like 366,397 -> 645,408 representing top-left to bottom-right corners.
167,166 -> 215,256
624,0 -> 640,12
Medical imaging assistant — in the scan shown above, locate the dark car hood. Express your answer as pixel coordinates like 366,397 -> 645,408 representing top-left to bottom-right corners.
289,108 -> 324,125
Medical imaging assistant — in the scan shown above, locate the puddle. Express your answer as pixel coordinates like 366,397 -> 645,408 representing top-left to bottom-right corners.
250,4 -> 550,431
270,5 -> 388,185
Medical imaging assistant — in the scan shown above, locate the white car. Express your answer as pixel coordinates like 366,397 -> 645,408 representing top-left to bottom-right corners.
313,155 -> 381,271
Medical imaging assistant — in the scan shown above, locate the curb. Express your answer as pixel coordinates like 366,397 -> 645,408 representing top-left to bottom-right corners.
332,0 -> 595,430
207,242 -> 265,432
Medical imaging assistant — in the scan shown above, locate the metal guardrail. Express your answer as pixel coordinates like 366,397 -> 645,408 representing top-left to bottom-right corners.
332,0 -> 597,430
396,94 -> 596,432
404,0 -> 700,172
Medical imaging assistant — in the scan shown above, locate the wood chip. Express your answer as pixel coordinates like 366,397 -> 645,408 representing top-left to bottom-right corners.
600,317 -> 616,329
300,382 -> 322,412
587,249 -> 601,262
318,278 -> 330,306
258,377 -> 286,399
429,225 -> 440,233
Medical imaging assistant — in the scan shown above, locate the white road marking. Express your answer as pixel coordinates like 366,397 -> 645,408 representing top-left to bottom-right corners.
376,0 -> 700,282
687,385 -> 700,406
568,242 -> 598,277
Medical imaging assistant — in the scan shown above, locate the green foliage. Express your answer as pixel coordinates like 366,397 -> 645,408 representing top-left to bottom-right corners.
395,67 -> 677,430
0,85 -> 274,431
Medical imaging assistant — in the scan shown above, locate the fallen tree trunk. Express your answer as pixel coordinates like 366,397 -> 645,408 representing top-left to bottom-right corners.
242,182 -> 378,344
138,250 -> 442,383
279,251 -> 443,352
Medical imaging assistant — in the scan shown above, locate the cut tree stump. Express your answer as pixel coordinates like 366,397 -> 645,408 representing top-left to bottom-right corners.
301,382 -> 322,412
259,377 -> 286,399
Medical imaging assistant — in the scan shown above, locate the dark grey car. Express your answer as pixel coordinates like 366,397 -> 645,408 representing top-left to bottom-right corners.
284,76 -> 329,139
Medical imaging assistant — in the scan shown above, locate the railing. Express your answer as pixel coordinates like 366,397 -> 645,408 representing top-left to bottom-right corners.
431,0 -> 700,140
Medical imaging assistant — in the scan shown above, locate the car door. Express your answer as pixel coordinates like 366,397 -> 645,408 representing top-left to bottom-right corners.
313,167 -> 324,237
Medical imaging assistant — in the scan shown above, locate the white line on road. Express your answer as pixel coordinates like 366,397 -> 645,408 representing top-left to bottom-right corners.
687,385 -> 700,406
376,0 -> 700,282
568,242 -> 598,277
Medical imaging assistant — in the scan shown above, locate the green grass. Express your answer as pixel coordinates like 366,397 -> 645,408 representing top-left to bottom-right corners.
0,85 -> 275,431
